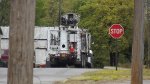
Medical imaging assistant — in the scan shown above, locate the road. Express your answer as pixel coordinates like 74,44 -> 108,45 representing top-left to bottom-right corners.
0,68 -> 99,84
1,68 -> 150,84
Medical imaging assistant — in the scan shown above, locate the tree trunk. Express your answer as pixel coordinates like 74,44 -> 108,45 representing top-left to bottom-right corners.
147,23 -> 150,68
8,0 -> 35,84
131,0 -> 144,84
146,0 -> 150,69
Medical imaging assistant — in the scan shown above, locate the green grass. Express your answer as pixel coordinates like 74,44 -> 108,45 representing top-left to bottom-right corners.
55,69 -> 150,84
68,69 -> 150,81
143,69 -> 150,79
70,69 -> 131,81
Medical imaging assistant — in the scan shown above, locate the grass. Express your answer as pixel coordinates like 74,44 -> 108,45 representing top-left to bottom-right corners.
70,69 -> 131,81
55,68 -> 150,84
143,69 -> 150,79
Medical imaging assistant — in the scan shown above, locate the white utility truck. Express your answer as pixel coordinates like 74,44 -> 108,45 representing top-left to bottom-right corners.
46,13 -> 93,68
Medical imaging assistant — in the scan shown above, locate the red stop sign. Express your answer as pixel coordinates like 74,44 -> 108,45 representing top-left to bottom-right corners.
109,24 -> 124,39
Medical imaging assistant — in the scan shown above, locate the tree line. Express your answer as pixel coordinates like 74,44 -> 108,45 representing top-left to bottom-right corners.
0,0 -> 137,68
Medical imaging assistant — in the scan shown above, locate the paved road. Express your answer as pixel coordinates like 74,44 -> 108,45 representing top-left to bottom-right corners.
0,68 -> 99,84
1,68 -> 150,84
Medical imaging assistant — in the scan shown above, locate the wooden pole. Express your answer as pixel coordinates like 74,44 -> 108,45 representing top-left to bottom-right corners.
147,0 -> 150,68
131,0 -> 144,84
58,0 -> 62,26
148,23 -> 150,68
145,21 -> 150,69
8,0 -> 35,84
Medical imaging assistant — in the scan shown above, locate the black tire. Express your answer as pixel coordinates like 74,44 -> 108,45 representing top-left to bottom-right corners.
2,62 -> 7,67
46,60 -> 51,68
86,62 -> 92,68
81,54 -> 86,68
74,63 -> 82,68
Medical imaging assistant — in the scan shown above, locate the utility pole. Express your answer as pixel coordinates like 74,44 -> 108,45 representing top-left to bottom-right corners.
146,0 -> 150,68
8,0 -> 35,84
147,23 -> 150,68
131,0 -> 144,84
58,0 -> 62,46
58,0 -> 62,26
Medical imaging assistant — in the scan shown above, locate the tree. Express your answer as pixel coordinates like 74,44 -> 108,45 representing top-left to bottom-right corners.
131,0 -> 144,83
0,0 -> 10,26
4,0 -> 135,68
35,0 -> 81,26
8,0 -> 35,84
146,0 -> 150,68
74,0 -> 134,67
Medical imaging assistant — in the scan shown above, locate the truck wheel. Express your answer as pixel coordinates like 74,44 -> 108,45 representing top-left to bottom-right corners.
86,62 -> 92,68
81,54 -> 86,68
2,62 -> 7,67
46,60 -> 51,68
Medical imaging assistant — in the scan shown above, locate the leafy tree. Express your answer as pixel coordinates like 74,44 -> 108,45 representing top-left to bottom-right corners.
35,0 -> 134,68
0,0 -> 134,68
36,0 -> 51,26
75,0 -> 134,68
35,0 -> 80,26
0,0 -> 10,26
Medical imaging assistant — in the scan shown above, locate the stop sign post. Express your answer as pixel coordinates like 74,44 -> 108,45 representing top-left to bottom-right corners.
109,24 -> 124,71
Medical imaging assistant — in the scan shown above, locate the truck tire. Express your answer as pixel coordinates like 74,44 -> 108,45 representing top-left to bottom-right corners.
86,62 -> 92,68
81,54 -> 86,68
46,60 -> 51,68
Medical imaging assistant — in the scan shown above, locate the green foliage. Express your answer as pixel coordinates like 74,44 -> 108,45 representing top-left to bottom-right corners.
36,0 -> 51,26
64,69 -> 150,83
75,0 -> 134,67
65,69 -> 131,82
35,0 -> 81,26
0,0 -> 134,68
0,0 -> 10,26
35,0 -> 134,68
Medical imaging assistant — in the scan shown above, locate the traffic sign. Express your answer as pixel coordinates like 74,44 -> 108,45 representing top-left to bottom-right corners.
109,24 -> 124,39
